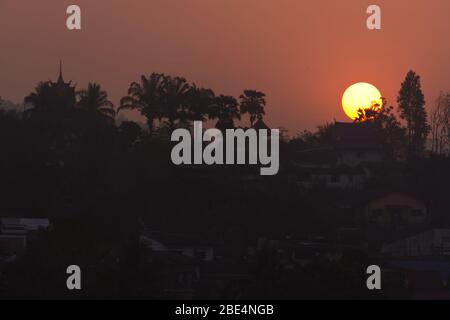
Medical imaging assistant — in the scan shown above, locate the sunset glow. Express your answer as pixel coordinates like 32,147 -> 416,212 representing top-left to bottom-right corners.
342,82 -> 382,120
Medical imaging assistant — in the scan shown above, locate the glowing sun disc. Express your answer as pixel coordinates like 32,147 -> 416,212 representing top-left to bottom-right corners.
342,82 -> 382,120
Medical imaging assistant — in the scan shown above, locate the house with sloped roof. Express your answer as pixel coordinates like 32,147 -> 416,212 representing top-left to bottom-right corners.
358,191 -> 428,230
332,122 -> 384,167
0,217 -> 50,260
291,122 -> 386,189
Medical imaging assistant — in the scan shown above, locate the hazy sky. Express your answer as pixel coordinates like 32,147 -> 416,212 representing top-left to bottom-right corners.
1,0 -> 449,132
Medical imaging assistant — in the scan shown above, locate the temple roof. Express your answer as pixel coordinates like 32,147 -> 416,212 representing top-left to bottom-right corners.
57,60 -> 65,84
332,122 -> 381,150
50,61 -> 74,89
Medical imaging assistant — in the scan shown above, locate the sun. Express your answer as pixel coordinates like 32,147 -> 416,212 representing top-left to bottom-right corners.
342,82 -> 382,120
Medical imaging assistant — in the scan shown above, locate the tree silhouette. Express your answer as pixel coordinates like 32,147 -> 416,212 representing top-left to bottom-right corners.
77,83 -> 115,120
354,98 -> 407,159
120,74 -> 219,133
240,90 -> 266,127
24,82 -> 53,118
119,73 -> 166,136
430,92 -> 450,155
161,76 -> 192,130
397,70 -> 430,156
187,86 -> 215,122
118,121 -> 143,149
209,95 -> 241,131
354,100 -> 382,123
294,122 -> 335,150
374,102 -> 407,160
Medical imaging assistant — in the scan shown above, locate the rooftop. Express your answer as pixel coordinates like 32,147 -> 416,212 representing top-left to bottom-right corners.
332,122 -> 381,150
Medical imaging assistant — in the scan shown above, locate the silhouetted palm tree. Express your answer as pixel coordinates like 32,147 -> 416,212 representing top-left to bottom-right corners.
187,86 -> 215,122
119,73 -> 166,136
24,82 -> 52,118
210,95 -> 240,130
77,83 -> 115,119
162,76 -> 191,130
240,90 -> 266,127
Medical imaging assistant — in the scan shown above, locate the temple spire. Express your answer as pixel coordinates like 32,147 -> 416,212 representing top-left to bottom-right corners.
57,60 -> 64,84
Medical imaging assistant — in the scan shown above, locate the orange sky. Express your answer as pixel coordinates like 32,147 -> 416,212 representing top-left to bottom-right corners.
1,0 -> 449,132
